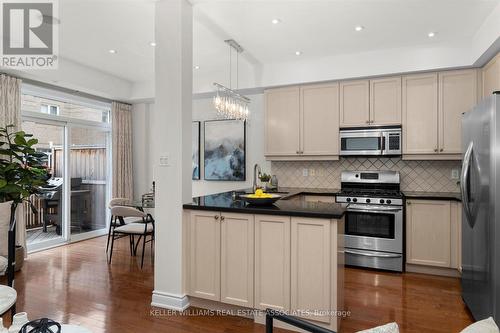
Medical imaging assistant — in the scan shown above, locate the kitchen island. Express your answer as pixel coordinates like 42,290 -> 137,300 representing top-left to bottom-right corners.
183,189 -> 346,332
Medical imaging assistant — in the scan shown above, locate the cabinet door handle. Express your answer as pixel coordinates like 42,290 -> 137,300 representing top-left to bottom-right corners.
366,120 -> 370,124
434,148 -> 438,152
214,215 -> 219,220
407,201 -> 411,205
220,216 -> 225,221
440,148 -> 444,152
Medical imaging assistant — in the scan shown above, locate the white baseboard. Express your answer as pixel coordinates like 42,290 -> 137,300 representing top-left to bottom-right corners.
151,290 -> 190,311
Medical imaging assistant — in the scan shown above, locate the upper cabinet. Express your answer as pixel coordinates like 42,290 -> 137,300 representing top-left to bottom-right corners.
301,83 -> 340,156
339,77 -> 402,127
339,80 -> 370,127
402,73 -> 439,155
439,70 -> 477,155
403,69 -> 477,160
370,77 -> 402,126
265,83 -> 340,160
265,87 -> 300,157
483,52 -> 500,98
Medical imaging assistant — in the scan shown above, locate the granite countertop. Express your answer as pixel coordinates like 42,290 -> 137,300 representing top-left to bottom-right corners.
403,191 -> 461,202
183,188 -> 346,219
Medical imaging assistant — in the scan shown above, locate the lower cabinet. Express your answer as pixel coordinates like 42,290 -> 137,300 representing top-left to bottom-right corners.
291,217 -> 331,324
406,200 -> 461,270
189,211 -> 254,307
254,215 -> 290,311
220,213 -> 254,307
189,211 -> 221,301
187,211 -> 343,331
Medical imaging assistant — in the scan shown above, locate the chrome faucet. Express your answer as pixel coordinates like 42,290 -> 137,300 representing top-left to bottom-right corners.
253,163 -> 261,193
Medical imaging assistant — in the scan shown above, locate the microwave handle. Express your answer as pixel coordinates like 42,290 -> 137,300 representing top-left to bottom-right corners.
380,132 -> 385,155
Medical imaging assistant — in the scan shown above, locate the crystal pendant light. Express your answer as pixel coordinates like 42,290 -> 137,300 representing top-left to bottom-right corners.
213,40 -> 250,121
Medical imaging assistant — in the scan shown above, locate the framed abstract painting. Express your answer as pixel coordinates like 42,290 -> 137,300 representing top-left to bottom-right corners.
192,121 -> 200,180
204,119 -> 246,181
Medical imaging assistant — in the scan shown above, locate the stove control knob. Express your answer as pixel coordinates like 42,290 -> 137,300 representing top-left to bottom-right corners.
352,198 -> 358,203
379,199 -> 385,204
366,198 -> 371,203
346,198 -> 351,202
386,200 -> 392,204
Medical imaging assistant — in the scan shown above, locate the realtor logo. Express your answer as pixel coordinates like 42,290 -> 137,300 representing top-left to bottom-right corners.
0,0 -> 58,68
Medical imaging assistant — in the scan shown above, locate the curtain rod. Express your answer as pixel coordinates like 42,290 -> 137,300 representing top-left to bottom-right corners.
0,72 -> 130,105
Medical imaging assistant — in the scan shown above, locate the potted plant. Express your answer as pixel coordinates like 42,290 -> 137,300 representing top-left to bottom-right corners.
0,125 -> 48,275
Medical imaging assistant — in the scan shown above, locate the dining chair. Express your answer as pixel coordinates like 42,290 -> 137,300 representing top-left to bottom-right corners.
106,198 -> 142,253
108,206 -> 155,268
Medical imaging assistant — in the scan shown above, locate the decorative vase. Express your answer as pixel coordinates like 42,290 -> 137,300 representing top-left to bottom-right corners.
9,312 -> 29,333
0,318 -> 8,333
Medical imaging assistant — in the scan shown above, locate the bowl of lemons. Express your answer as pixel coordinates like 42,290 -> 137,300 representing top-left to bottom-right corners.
240,189 -> 282,206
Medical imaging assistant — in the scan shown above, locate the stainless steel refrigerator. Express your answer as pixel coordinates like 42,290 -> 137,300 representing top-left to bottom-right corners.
461,91 -> 500,322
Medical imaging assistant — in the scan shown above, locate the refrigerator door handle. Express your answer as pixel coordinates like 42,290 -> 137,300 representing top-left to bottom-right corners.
461,142 -> 474,228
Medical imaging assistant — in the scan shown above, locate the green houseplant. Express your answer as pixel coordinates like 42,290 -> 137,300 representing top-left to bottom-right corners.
0,125 -> 49,216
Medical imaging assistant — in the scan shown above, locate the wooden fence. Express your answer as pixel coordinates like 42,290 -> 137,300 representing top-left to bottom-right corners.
26,147 -> 108,231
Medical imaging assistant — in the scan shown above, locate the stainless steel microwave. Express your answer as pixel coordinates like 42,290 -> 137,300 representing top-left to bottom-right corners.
339,126 -> 402,156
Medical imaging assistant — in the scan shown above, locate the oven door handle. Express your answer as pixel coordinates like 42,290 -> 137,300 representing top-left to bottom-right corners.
348,207 -> 402,213
345,249 -> 402,258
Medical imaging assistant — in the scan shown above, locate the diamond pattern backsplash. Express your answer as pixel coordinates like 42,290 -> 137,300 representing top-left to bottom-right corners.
271,157 -> 461,192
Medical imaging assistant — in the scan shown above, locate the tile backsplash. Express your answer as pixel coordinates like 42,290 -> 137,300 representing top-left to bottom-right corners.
271,157 -> 461,192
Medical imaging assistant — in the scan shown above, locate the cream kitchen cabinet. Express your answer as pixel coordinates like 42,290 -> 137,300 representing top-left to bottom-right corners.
439,69 -> 478,155
340,77 -> 402,127
265,87 -> 300,157
369,76 -> 402,126
483,52 -> 500,98
402,73 -> 439,156
265,83 -> 339,160
301,83 -> 340,156
189,211 -> 254,307
189,211 -> 221,301
291,217 -> 331,324
339,80 -> 370,127
406,200 -> 461,271
254,215 -> 290,311
403,70 -> 476,160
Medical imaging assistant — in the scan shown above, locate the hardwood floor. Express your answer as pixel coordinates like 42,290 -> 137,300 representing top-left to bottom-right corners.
2,237 -> 473,332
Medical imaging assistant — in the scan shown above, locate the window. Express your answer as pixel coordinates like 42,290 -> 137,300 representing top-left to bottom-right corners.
41,103 -> 60,115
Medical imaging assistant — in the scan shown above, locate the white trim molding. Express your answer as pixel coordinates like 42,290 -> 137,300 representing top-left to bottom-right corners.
151,291 -> 190,311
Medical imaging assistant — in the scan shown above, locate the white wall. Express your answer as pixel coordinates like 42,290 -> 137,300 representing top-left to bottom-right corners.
192,93 -> 270,197
132,93 -> 270,198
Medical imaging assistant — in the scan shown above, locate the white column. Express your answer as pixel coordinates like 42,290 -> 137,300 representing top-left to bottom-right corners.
151,0 -> 192,311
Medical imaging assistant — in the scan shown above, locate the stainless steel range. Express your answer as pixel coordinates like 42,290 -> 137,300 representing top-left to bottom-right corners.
336,170 -> 404,272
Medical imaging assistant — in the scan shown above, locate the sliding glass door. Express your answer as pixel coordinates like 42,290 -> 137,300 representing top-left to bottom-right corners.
22,84 -> 112,251
69,126 -> 111,240
22,120 -> 68,250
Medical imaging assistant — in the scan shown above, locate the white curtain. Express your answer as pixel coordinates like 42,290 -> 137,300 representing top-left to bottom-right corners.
0,74 -> 26,254
111,101 -> 134,200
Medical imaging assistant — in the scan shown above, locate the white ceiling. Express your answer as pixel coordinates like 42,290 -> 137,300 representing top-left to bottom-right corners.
193,0 -> 499,65
59,0 -> 155,82
30,0 -> 500,94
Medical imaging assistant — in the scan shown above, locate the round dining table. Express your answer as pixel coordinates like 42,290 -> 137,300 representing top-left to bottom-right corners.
0,284 -> 16,316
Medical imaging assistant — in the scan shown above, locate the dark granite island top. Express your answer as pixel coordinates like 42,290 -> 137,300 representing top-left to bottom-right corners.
183,189 -> 346,219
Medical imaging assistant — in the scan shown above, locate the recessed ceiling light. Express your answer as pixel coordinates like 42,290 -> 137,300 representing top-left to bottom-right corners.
108,49 -> 117,54
271,18 -> 281,25
194,65 -> 200,70
355,26 -> 364,32
428,32 -> 436,38
149,42 -> 156,47
295,51 -> 302,56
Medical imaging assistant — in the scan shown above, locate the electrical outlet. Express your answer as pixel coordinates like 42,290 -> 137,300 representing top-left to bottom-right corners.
309,168 -> 316,176
302,168 -> 309,177
451,169 -> 459,180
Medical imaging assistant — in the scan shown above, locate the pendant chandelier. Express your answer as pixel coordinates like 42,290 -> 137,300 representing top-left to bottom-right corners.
213,39 -> 250,121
